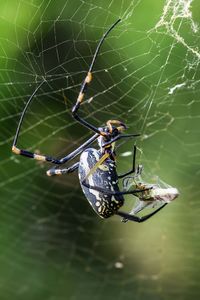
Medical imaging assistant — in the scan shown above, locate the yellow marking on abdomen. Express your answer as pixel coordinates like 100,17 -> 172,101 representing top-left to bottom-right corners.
84,152 -> 109,181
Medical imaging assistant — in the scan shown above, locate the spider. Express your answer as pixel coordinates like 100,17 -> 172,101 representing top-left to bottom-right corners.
12,19 -> 167,223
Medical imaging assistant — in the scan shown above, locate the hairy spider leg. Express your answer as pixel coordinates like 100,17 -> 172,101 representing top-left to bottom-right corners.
72,19 -> 121,136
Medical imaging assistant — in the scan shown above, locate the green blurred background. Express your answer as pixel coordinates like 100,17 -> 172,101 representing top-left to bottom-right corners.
0,0 -> 200,299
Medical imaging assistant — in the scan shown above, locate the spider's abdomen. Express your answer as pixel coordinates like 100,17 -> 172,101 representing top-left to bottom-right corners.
78,148 -> 124,218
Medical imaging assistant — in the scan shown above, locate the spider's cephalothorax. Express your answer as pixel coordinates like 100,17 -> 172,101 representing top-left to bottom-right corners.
12,19 -> 169,223
97,120 -> 127,154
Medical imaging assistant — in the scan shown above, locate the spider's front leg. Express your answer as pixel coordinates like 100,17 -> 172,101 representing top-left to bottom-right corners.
71,19 -> 121,136
71,71 -> 102,135
12,133 -> 98,165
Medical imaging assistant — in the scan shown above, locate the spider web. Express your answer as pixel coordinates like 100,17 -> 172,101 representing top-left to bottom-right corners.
0,0 -> 200,299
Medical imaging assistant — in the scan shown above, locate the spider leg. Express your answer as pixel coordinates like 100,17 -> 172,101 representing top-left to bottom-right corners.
118,145 -> 137,178
102,134 -> 141,148
12,59 -> 100,165
72,19 -> 121,136
46,162 -> 79,176
81,180 -> 152,196
12,130 -> 99,165
121,200 -> 153,223
116,203 -> 168,223
12,79 -> 46,147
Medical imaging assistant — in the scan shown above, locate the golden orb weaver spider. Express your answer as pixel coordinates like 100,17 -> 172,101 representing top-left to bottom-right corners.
12,19 -> 168,222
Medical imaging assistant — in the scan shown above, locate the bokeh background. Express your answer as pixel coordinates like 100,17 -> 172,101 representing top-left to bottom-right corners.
0,0 -> 200,299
